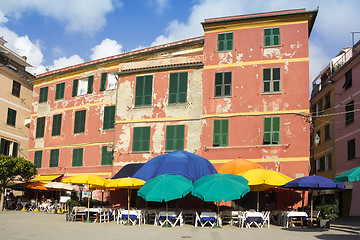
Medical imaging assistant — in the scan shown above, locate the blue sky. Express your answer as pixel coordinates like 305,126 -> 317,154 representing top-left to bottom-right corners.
1,0 -> 360,86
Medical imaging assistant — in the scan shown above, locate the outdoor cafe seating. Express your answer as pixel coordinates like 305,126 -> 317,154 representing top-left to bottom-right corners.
155,211 -> 183,227
195,212 -> 217,227
117,209 -> 143,225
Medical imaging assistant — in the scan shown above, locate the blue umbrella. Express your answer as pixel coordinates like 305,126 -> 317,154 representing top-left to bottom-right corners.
133,150 -> 217,181
284,176 -> 344,226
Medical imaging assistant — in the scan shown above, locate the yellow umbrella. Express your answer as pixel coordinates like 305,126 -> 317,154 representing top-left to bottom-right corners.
240,168 -> 293,211
63,174 -> 108,223
106,177 -> 145,225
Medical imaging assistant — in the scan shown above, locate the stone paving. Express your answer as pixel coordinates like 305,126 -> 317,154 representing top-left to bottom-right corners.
0,211 -> 359,240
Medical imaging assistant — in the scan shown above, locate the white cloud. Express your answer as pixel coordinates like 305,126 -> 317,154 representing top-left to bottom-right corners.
151,0 -> 170,14
49,55 -> 85,71
0,0 -> 118,35
90,38 -> 123,60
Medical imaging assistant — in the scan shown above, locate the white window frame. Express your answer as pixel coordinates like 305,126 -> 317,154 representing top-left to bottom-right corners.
107,73 -> 117,90
78,78 -> 88,96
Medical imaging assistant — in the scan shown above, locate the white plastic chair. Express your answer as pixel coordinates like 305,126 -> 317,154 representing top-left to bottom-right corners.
156,211 -> 183,227
195,212 -> 217,227
261,211 -> 270,228
99,208 -> 111,223
118,209 -> 142,225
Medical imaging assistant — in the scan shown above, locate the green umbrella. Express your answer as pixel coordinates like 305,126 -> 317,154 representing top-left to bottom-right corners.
335,166 -> 360,182
137,174 -> 193,227
191,173 -> 250,227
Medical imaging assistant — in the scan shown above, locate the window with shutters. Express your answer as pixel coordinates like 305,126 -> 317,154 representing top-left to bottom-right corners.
132,127 -> 151,152
343,69 -> 352,90
325,124 -> 330,141
135,75 -> 153,106
72,148 -> 83,167
345,100 -> 354,126
101,146 -> 113,166
263,68 -> 281,93
263,117 -> 280,145
7,108 -> 16,126
55,82 -> 65,100
36,117 -> 46,138
217,32 -> 233,52
72,76 -> 93,97
214,72 -> 231,97
49,149 -> 59,168
169,72 -> 188,104
0,138 -> 17,156
74,110 -> 86,134
100,72 -> 117,91
103,106 -> 115,130
12,80 -> 21,98
264,27 -> 280,47
34,151 -> 42,169
213,119 -> 229,147
347,139 -> 356,160
165,125 -> 185,151
324,93 -> 331,110
52,114 -> 62,136
39,86 -> 48,103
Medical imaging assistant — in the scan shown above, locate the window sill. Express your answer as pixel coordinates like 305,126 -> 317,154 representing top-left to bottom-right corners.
131,151 -> 150,154
54,98 -> 64,102
205,143 -> 289,151
217,50 -> 233,52
213,96 -> 232,99
133,105 -> 152,109
102,128 -> 114,131
263,45 -> 281,48
6,123 -> 16,128
262,92 -> 282,95
168,102 -> 188,106
38,101 -> 48,104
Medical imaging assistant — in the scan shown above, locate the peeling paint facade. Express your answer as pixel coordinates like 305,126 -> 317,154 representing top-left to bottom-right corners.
28,9 -> 317,209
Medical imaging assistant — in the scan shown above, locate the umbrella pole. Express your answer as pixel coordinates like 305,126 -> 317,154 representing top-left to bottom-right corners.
214,202 -> 221,228
162,202 -> 171,228
125,188 -> 132,226
257,191 -> 260,212
84,186 -> 92,223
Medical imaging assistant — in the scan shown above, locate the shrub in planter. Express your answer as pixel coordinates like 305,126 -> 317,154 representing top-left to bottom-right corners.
66,199 -> 80,213
316,204 -> 339,221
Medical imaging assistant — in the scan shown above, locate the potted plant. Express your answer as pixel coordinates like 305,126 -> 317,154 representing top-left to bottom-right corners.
316,204 -> 339,228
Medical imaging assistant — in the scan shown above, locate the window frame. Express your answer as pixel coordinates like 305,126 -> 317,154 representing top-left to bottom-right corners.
52,114 -> 62,136
6,108 -> 17,127
49,149 -> 59,168
72,148 -> 83,167
72,75 -> 93,97
345,100 -> 354,126
263,117 -> 281,145
343,69 -> 352,90
36,117 -> 46,138
39,86 -> 48,103
325,124 -> 330,141
132,126 -> 151,152
213,119 -> 229,147
263,68 -> 281,94
214,72 -> 232,97
168,72 -> 188,104
101,146 -> 113,166
12,80 -> 21,98
74,110 -> 86,134
264,27 -> 280,47
134,75 -> 153,107
165,125 -> 185,151
55,82 -> 65,100
217,32 -> 233,52
347,138 -> 356,160
34,151 -> 42,169
103,105 -> 115,130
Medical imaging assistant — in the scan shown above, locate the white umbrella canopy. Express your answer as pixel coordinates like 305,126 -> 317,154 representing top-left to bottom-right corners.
44,182 -> 76,191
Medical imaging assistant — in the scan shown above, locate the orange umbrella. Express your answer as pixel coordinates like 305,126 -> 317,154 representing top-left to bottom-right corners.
217,158 -> 264,175
21,181 -> 50,191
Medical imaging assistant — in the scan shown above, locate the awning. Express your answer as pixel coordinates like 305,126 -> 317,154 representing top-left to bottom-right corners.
112,163 -> 145,179
30,174 -> 63,183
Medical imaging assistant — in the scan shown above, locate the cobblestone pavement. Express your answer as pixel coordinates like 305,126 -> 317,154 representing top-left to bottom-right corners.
0,211 -> 359,240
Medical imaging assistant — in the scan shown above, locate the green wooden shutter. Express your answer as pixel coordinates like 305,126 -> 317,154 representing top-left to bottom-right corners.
213,119 -> 228,147
39,87 -> 48,103
12,142 -> 18,157
273,68 -> 281,92
263,117 -> 272,144
132,127 -> 150,152
103,106 -> 115,130
168,73 -> 178,104
221,120 -> 229,146
135,75 -> 153,106
144,75 -> 153,105
218,33 -> 225,51
226,33 -> 233,51
272,117 -> 280,144
100,73 -> 107,91
272,28 -> 280,46
55,82 -> 65,100
34,151 -> 42,168
213,120 -> 221,146
72,79 -> 78,97
0,138 -> 5,154
74,110 -> 86,134
72,148 -> 83,167
7,108 -> 16,126
49,149 -> 59,168
36,117 -> 46,138
176,125 -> 185,150
101,146 -> 113,166
132,127 -> 141,152
52,114 -> 62,136
135,76 -> 144,106
87,75 -> 94,94
142,127 -> 150,152
165,126 -> 175,151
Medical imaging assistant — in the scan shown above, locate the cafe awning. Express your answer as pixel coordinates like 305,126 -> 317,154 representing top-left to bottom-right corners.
30,174 -> 63,183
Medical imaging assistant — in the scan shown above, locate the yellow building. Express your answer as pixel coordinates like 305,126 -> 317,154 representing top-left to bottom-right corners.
0,38 -> 34,159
